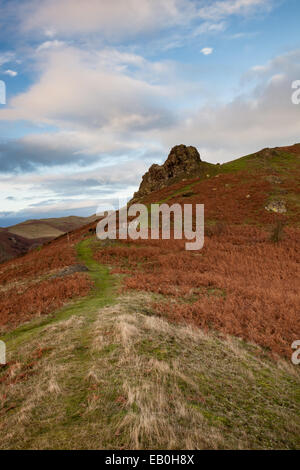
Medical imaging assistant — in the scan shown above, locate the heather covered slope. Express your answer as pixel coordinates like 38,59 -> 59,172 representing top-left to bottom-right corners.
137,143 -> 300,226
93,144 -> 300,360
1,144 -> 299,351
0,237 -> 299,450
0,144 -> 299,449
0,230 -> 34,264
0,220 -> 97,332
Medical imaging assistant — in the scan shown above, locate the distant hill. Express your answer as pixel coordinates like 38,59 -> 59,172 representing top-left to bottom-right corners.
0,215 -> 99,263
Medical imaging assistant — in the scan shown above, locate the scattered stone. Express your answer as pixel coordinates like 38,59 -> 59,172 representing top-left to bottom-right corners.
50,264 -> 89,279
265,200 -> 287,214
266,175 -> 282,184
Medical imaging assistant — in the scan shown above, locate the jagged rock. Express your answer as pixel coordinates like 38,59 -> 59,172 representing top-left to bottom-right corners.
132,145 -> 201,200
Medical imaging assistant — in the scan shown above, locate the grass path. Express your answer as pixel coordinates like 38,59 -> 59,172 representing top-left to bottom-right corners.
0,238 -> 116,351
0,237 -> 300,449
0,237 -> 119,448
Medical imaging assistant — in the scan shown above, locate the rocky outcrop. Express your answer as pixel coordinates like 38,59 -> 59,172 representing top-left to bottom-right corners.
265,200 -> 287,214
132,145 -> 201,201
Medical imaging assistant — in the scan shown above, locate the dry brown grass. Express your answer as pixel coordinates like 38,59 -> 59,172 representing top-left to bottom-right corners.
0,291 -> 299,450
0,273 -> 92,332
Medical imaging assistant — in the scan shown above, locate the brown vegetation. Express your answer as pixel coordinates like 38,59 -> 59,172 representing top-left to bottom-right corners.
0,221 -> 97,330
0,273 -> 92,331
93,225 -> 300,358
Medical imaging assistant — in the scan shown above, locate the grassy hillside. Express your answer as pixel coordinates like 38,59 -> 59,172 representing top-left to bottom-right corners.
0,144 -> 299,449
38,215 -> 99,233
9,222 -> 64,240
9,215 -> 99,239
0,215 -> 99,264
0,238 -> 299,449
139,144 -> 300,226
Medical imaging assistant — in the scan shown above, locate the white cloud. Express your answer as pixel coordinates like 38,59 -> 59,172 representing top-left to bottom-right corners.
44,29 -> 56,38
4,69 -> 18,77
193,21 -> 226,36
0,44 -> 174,173
0,45 -> 174,136
251,64 -> 268,72
23,0 -> 195,39
36,40 -> 66,52
21,0 -> 274,41
197,0 -> 272,20
1,45 -> 299,172
0,52 -> 15,67
0,157 -> 150,222
247,50 -> 300,81
201,47 -> 214,55
157,49 -> 300,163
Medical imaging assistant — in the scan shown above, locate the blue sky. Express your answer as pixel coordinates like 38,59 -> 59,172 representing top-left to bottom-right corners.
0,0 -> 299,226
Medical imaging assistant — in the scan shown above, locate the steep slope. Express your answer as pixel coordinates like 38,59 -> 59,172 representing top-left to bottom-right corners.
0,231 -> 34,264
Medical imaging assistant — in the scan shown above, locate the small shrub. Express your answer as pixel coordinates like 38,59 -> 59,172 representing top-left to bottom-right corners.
270,219 -> 285,243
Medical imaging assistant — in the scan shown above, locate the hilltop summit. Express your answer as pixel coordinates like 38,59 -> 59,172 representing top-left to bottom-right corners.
132,144 -> 202,201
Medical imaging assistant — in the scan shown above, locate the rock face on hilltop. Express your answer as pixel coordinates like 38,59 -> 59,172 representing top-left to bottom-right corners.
132,145 -> 201,201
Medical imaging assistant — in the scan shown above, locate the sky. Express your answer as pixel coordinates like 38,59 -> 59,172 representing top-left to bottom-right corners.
0,0 -> 299,226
